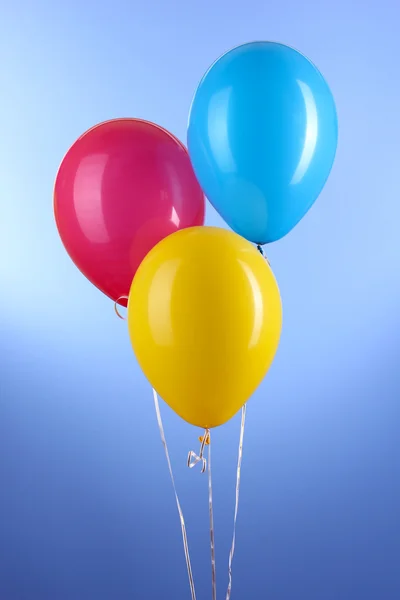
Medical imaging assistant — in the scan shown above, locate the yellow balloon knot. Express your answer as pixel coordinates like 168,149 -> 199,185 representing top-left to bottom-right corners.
198,433 -> 210,446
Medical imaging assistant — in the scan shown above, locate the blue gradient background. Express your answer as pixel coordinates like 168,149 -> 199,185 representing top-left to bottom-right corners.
1,1 -> 400,599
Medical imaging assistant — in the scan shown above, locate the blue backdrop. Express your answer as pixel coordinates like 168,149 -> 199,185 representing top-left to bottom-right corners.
1,1 -> 400,599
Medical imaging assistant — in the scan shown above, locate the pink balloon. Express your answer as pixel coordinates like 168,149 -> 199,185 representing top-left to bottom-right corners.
54,118 -> 205,305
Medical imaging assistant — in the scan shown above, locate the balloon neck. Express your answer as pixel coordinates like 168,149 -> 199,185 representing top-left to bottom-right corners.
256,244 -> 271,266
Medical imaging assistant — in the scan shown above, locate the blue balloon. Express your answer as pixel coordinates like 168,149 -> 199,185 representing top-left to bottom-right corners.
187,42 -> 338,244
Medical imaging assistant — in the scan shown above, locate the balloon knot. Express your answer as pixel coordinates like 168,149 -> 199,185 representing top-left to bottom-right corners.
187,429 -> 210,473
257,244 -> 271,266
198,433 -> 210,445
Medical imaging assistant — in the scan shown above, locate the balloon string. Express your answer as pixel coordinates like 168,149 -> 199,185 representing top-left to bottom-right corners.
225,404 -> 247,600
187,431 -> 216,599
208,436 -> 217,600
152,388 -> 197,600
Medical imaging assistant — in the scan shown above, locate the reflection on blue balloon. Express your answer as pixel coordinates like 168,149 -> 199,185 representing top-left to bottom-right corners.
187,42 -> 338,244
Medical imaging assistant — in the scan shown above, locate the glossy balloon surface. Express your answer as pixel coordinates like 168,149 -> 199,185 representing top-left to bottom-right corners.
188,42 -> 338,244
127,226 -> 282,428
54,119 -> 205,305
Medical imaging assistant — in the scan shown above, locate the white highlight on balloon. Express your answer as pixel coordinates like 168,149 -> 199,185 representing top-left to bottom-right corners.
290,80 -> 318,186
208,87 -> 236,174
73,153 -> 110,244
148,258 -> 181,346
238,259 -> 264,349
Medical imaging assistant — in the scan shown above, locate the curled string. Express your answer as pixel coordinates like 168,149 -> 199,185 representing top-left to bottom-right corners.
152,389 -> 197,600
187,431 -> 209,474
117,301 -> 243,600
114,296 -> 129,320
225,404 -> 247,600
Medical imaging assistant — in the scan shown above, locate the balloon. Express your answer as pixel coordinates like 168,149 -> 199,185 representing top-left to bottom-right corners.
54,118 -> 205,305
187,42 -> 338,245
127,226 -> 282,429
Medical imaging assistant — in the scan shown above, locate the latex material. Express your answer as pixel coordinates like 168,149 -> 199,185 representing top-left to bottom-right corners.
54,119 -> 205,306
187,42 -> 338,244
127,226 -> 282,429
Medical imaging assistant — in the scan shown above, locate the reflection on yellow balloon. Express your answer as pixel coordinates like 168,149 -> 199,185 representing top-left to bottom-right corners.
127,226 -> 282,429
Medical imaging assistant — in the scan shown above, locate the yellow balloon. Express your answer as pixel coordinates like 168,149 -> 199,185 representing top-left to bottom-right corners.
127,226 -> 282,429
